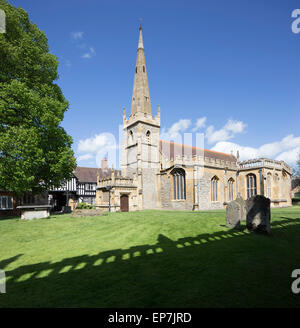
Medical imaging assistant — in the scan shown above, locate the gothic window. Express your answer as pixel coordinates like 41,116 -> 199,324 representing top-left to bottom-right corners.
273,173 -> 280,199
228,178 -> 234,201
143,66 -> 145,72
246,174 -> 257,198
146,130 -> 151,144
266,173 -> 272,198
211,176 -> 219,202
135,67 -> 137,73
172,168 -> 186,200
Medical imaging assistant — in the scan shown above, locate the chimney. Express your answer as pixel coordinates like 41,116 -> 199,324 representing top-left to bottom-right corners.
101,157 -> 108,170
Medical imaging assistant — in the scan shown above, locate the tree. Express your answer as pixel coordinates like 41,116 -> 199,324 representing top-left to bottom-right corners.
0,0 -> 76,195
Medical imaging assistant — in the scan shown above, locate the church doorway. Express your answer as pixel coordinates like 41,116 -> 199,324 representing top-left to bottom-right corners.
120,194 -> 129,212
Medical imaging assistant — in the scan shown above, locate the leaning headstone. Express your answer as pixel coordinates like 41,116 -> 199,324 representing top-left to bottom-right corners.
226,200 -> 241,229
246,195 -> 271,234
235,193 -> 246,221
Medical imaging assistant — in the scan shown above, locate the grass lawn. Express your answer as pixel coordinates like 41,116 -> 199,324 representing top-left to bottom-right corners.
0,206 -> 300,308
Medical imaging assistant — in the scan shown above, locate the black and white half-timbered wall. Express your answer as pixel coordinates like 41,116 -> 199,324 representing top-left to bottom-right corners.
49,175 -> 78,211
49,166 -> 110,212
0,163 -> 112,216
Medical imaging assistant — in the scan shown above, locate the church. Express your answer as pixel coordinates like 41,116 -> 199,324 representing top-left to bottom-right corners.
95,26 -> 292,212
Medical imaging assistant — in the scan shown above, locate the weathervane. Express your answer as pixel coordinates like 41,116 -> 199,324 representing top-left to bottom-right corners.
139,17 -> 142,29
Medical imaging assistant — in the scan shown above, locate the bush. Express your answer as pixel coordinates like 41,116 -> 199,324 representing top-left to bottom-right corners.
76,202 -> 93,209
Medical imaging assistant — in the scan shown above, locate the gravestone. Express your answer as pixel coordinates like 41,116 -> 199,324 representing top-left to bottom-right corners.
246,195 -> 271,234
226,200 -> 241,229
235,193 -> 246,221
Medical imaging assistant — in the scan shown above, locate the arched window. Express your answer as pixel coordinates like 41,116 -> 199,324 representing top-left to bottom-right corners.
246,174 -> 257,198
211,176 -> 219,202
228,178 -> 234,201
135,67 -> 137,73
172,168 -> 186,200
146,130 -> 151,144
143,66 -> 145,72
266,173 -> 272,198
273,173 -> 280,199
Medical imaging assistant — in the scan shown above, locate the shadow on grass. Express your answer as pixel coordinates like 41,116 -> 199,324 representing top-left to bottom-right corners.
0,254 -> 23,270
1,217 -> 300,308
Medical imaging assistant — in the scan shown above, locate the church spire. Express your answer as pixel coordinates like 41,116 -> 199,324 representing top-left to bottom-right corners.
130,25 -> 152,117
138,24 -> 144,49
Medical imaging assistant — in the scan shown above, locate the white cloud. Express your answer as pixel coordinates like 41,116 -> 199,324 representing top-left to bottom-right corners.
78,133 -> 116,153
82,47 -> 96,59
77,133 -> 118,168
224,119 -> 246,134
205,119 -> 247,144
161,118 -> 299,166
192,117 -> 207,132
77,153 -> 93,162
82,53 -> 91,59
161,119 -> 191,140
206,125 -> 231,144
211,141 -> 258,159
71,31 -> 84,40
211,134 -> 300,165
70,32 -> 95,60
276,148 -> 300,164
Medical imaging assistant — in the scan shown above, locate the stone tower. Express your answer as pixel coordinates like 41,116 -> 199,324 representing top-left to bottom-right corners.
121,25 -> 160,209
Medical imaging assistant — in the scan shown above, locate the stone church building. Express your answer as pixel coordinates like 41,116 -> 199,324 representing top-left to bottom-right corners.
96,26 -> 292,212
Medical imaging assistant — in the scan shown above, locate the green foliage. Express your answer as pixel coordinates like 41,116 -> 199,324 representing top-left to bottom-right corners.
0,0 -> 76,195
76,202 -> 94,209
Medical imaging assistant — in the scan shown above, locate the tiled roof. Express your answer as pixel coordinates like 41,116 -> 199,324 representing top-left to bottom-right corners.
74,167 -> 121,183
160,140 -> 237,163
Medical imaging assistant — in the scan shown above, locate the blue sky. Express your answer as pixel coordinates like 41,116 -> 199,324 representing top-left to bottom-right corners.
10,0 -> 300,168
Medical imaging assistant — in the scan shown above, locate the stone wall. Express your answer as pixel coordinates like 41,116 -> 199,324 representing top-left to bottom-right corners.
238,167 -> 292,207
159,168 -> 193,210
141,168 -> 159,209
159,165 -> 237,211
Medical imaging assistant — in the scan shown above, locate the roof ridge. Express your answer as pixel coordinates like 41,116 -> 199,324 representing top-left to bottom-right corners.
160,139 -> 235,158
